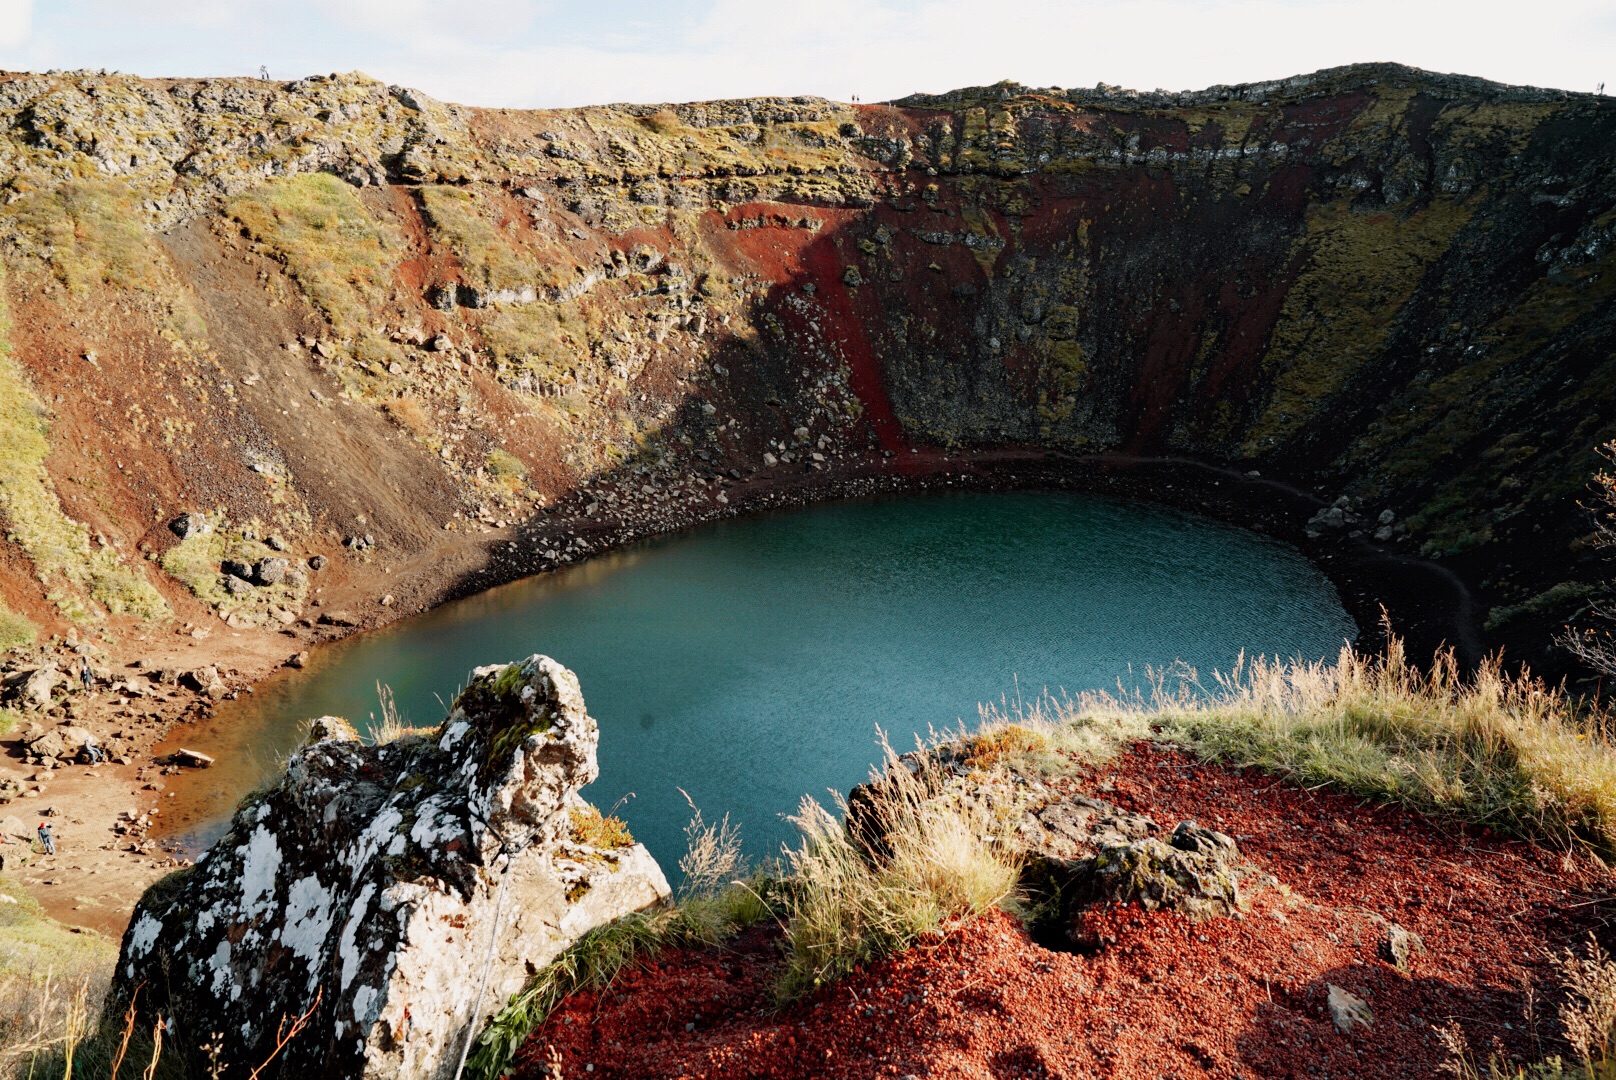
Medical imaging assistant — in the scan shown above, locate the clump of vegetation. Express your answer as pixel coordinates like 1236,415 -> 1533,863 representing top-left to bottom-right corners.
0,873 -> 121,1076
1440,935 -> 1616,1079
958,723 -> 1048,767
1562,440 -> 1616,676
159,517 -> 305,619
486,449 -> 527,493
481,301 -> 586,386
228,174 -> 401,374
368,682 -> 439,745
383,395 -> 435,441
774,747 -> 1023,1003
0,602 -> 36,652
0,180 -> 167,294
419,186 -> 547,294
568,804 -> 635,850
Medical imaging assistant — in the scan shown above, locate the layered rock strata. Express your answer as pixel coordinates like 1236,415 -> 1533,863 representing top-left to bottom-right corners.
106,655 -> 669,1079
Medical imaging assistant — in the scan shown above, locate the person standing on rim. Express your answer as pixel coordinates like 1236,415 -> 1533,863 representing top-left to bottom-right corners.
37,821 -> 55,856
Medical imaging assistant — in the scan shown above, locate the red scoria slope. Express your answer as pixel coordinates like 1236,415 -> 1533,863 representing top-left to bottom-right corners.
513,746 -> 1612,1079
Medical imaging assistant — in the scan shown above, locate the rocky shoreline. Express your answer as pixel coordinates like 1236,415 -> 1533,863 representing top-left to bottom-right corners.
0,442 -> 1479,937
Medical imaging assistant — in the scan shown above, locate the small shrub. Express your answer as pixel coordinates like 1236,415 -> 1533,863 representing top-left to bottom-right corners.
568,804 -> 635,850
0,604 -> 35,652
959,723 -> 1049,770
384,395 -> 435,440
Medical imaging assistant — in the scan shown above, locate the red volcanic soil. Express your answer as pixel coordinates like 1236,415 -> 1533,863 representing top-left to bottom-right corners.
513,747 -> 1613,1079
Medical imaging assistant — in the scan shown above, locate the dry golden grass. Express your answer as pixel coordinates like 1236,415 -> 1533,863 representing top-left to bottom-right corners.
774,740 -> 1024,1003
0,874 -> 122,1078
0,181 -> 167,294
383,395 -> 435,440
227,174 -> 398,339
368,682 -> 439,745
981,633 -> 1616,855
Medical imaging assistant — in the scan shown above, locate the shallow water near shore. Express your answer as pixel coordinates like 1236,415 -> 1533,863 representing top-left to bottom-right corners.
158,491 -> 1355,873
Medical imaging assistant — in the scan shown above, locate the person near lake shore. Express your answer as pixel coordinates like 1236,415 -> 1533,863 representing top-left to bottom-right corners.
37,822 -> 54,855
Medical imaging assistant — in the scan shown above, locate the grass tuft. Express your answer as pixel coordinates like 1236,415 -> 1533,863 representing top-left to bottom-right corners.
773,742 -> 1023,1004
0,873 -> 122,1076
0,603 -> 36,653
228,174 -> 397,336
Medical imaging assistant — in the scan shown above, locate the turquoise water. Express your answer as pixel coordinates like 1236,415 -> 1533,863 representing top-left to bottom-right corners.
162,492 -> 1355,873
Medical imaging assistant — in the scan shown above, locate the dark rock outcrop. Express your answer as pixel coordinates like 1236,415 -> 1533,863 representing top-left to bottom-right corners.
107,655 -> 669,1080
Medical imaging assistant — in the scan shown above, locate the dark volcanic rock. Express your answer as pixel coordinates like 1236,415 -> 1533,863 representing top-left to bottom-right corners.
107,655 -> 669,1080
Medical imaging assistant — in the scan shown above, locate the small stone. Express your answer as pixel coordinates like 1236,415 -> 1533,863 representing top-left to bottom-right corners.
1380,923 -> 1425,974
168,513 -> 211,541
379,594 -> 394,608
1327,984 -> 1373,1034
308,554 -> 328,571
287,652 -> 309,669
763,452 -> 778,467
252,558 -> 290,586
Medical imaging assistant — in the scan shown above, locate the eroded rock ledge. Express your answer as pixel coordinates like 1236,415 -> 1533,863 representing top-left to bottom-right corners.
106,655 -> 669,1080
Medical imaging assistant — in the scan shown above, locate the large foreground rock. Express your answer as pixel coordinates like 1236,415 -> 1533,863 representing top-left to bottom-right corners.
107,655 -> 670,1079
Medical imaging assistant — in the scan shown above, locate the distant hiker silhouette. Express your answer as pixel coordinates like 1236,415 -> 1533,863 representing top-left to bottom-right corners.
37,822 -> 54,855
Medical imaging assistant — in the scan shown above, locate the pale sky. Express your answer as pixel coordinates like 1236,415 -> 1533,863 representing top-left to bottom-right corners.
0,0 -> 1608,108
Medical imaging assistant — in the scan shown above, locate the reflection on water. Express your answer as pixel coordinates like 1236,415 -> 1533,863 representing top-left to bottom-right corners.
156,492 -> 1357,872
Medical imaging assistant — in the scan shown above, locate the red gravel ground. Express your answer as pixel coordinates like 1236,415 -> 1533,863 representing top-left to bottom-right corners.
513,745 -> 1615,1079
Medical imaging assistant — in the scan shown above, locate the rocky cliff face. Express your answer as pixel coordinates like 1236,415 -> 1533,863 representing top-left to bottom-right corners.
106,655 -> 669,1079
0,63 -> 1608,669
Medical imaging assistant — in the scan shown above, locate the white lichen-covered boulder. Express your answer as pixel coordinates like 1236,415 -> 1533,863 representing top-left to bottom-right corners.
107,655 -> 670,1080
